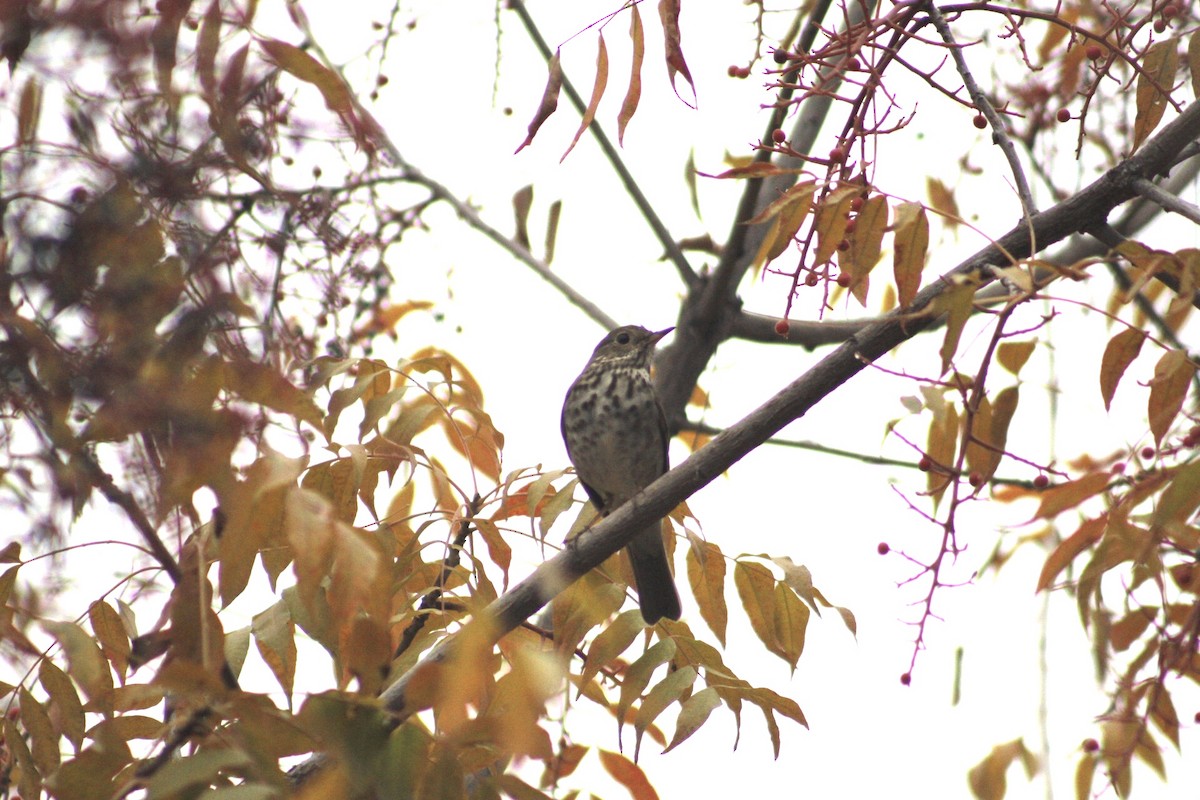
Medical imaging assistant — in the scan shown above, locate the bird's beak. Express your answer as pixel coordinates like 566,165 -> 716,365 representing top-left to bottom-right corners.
650,327 -> 674,345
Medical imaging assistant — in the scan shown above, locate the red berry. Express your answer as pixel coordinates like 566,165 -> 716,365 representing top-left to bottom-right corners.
1056,108 -> 1071,123
1154,18 -> 1167,32
773,49 -> 790,64
727,65 -> 740,77
837,239 -> 850,252
774,319 -> 790,336
1083,738 -> 1100,753
1194,712 -> 1200,724
1141,446 -> 1156,460
835,272 -> 851,287
847,56 -> 861,70
850,196 -> 864,212
877,542 -> 890,555
804,273 -> 819,287
968,471 -> 984,487
900,672 -> 912,686
829,146 -> 846,163
1033,474 -> 1049,488
918,456 -> 932,472
1085,43 -> 1103,60
772,128 -> 786,144
845,218 -> 857,234
973,113 -> 987,129
1163,3 -> 1179,18
1111,462 -> 1126,474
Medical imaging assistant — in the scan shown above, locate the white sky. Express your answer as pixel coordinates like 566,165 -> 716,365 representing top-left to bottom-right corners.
8,1 -> 1200,798
279,1 -> 1200,797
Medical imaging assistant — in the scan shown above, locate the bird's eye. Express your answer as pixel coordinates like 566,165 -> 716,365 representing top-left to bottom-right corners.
616,332 -> 631,345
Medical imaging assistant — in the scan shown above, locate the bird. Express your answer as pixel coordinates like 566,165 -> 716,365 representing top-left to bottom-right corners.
560,325 -> 682,624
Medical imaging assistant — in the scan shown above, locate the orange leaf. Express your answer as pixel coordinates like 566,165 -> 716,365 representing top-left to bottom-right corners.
1034,473 -> 1110,520
893,201 -> 928,308
562,34 -> 609,162
618,4 -> 644,145
515,50 -> 562,153
658,0 -> 695,108
1148,348 -> 1194,444
599,749 -> 660,800
1099,328 -> 1146,410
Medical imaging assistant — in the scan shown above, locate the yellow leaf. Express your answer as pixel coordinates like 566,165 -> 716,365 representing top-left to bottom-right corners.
812,184 -> 858,266
893,201 -> 929,308
686,540 -> 727,646
665,686 -> 721,752
843,194 -> 888,305
936,280 -> 978,374
1189,30 -> 1200,98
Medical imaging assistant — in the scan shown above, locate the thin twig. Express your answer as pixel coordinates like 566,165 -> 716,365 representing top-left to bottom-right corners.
922,0 -> 1037,219
1131,176 -> 1200,225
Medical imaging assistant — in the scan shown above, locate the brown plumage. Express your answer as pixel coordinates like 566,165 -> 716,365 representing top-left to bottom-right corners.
560,325 -> 681,624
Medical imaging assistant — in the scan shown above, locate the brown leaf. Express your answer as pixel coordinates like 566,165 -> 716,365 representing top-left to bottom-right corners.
1189,30 -> 1200,98
252,600 -> 296,700
893,201 -> 929,308
17,77 -> 40,146
1148,348 -> 1194,444
1099,328 -> 1146,410
260,39 -> 355,118
658,0 -> 695,108
197,0 -> 221,98
997,340 -> 1036,376
563,34 -> 609,161
925,177 -> 960,231
754,184 -> 816,269
618,4 -> 645,145
515,50 -> 562,154
1133,40 -> 1179,150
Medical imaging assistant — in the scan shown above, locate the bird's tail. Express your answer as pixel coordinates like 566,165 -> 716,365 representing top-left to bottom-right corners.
626,521 -> 682,624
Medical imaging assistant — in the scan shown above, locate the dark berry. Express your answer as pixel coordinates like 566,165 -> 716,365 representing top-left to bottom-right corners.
1056,108 -> 1071,123
877,542 -> 889,555
774,319 -> 790,336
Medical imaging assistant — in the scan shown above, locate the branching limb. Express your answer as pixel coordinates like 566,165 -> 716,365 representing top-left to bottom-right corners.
1130,176 -> 1200,225
922,0 -> 1037,219
508,0 -> 698,289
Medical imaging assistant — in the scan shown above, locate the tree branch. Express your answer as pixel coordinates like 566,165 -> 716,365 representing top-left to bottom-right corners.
377,98 -> 1200,722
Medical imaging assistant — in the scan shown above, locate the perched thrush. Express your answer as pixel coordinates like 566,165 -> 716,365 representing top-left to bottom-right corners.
560,325 -> 681,624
